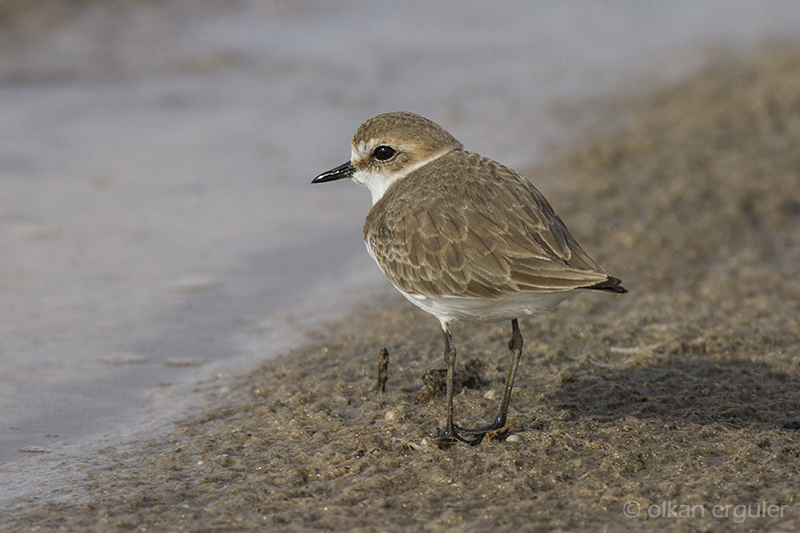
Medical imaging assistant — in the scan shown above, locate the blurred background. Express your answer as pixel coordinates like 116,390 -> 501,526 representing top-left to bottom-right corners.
1,0 -> 799,488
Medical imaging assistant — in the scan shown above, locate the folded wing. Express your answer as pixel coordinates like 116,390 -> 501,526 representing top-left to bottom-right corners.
365,151 -> 621,299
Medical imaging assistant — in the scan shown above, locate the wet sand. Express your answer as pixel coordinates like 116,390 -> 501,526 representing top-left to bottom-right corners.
5,44 -> 800,532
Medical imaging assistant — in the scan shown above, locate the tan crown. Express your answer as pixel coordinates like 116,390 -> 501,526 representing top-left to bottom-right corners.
348,112 -> 463,204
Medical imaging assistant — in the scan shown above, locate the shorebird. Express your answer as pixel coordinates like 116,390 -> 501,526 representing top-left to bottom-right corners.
313,112 -> 626,445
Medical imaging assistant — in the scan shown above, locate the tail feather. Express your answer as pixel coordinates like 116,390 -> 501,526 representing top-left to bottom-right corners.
586,276 -> 627,294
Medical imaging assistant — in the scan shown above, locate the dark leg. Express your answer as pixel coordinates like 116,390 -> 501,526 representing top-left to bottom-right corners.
442,325 -> 457,438
436,325 -> 482,445
454,319 -> 524,439
495,318 -> 524,428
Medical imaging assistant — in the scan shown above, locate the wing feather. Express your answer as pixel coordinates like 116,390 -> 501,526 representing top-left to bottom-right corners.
364,150 -> 611,299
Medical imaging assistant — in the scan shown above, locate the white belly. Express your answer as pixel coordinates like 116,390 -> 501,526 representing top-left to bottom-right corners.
396,287 -> 574,326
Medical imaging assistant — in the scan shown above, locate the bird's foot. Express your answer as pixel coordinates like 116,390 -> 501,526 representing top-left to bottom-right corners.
435,426 -> 487,447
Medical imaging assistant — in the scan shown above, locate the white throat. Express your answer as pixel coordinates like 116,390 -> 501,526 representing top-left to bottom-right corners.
351,149 -> 450,205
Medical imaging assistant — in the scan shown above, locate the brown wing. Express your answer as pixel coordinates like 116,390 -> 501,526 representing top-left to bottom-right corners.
364,151 -> 613,299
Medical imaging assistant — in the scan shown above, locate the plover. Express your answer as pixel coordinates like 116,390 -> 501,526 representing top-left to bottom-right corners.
313,112 -> 626,445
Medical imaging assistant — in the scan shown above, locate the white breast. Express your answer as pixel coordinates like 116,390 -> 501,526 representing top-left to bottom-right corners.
397,289 -> 573,329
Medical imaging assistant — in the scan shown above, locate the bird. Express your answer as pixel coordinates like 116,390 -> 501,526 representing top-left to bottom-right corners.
312,111 -> 626,445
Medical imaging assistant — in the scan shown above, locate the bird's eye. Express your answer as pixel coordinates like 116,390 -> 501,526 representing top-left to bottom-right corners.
373,145 -> 396,161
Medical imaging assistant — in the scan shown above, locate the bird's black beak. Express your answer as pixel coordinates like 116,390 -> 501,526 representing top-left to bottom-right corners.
312,161 -> 355,184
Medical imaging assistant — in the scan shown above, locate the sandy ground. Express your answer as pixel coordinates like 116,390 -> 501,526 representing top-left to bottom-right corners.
4,37 -> 800,533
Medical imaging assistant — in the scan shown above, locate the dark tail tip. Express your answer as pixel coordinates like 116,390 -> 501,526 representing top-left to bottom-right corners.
587,276 -> 628,294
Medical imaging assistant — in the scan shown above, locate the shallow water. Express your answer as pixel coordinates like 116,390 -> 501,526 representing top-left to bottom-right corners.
1,0 -> 800,507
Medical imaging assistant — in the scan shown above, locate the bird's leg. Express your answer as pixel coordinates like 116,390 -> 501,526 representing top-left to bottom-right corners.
435,325 -> 482,445
494,318 -> 524,428
455,319 -> 523,439
443,325 -> 457,437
